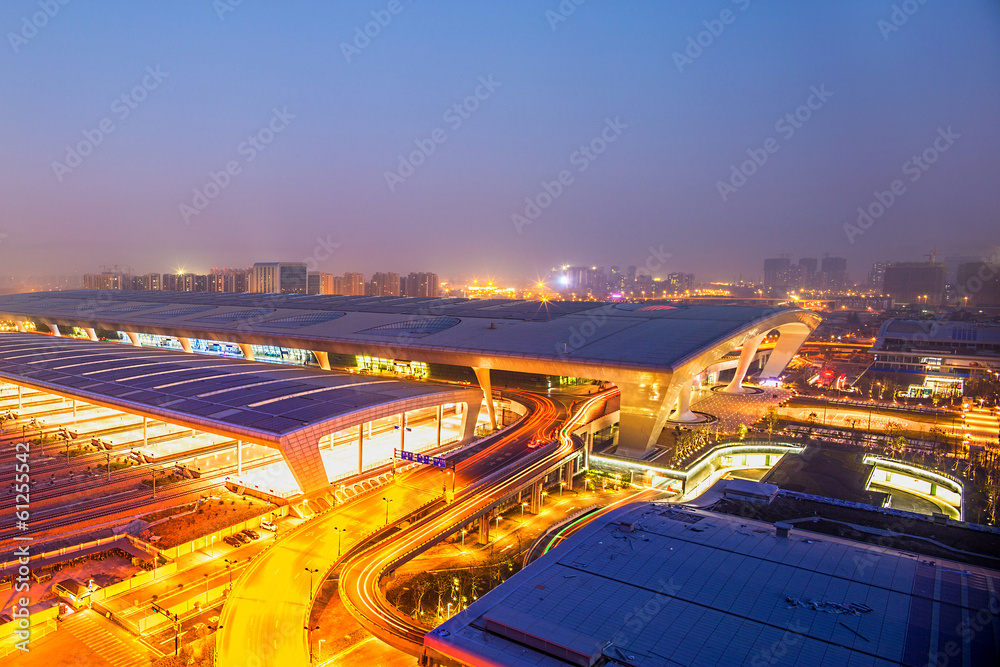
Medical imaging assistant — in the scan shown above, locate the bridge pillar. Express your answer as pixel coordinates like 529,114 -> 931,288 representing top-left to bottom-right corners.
15,321 -> 26,333
460,400 -> 483,441
51,324 -> 61,337
529,480 -> 542,514
178,336 -> 193,353
85,327 -> 98,341
672,379 -> 699,422
563,461 -> 575,492
313,350 -> 331,371
436,405 -> 442,446
477,513 -> 490,544
472,367 -> 497,429
759,323 -> 813,380
237,439 -> 243,476
237,343 -> 255,361
399,412 -> 406,451
721,333 -> 766,394
125,331 -> 142,347
358,424 -> 365,474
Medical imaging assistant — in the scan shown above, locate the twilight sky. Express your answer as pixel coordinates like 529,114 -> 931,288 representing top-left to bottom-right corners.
1,0 -> 998,284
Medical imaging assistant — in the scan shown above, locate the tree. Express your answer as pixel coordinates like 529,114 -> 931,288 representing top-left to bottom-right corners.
762,407 -> 780,443
736,423 -> 748,441
891,436 -> 907,458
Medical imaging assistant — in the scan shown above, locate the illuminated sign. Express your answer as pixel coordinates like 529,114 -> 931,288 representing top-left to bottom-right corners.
395,449 -> 447,468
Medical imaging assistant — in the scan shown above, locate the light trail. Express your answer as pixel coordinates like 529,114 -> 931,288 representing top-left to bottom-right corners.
338,388 -> 618,655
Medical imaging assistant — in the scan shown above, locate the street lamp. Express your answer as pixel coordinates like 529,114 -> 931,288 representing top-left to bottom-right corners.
304,624 -> 320,663
333,526 -> 344,557
382,496 -> 393,526
520,502 -> 527,518
461,529 -> 467,547
224,558 -> 237,590
304,567 -> 320,604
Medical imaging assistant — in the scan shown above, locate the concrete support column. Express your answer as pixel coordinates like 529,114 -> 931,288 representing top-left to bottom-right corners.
15,321 -> 26,333
237,440 -> 243,476
529,480 -> 542,514
564,460 -> 575,492
478,514 -> 490,544
460,400 -> 483,441
50,324 -> 61,337
722,333 -> 766,394
125,331 -> 142,347
178,337 -> 193,353
143,417 -> 148,447
72,399 -> 77,422
399,412 -> 406,452
313,351 -> 331,371
436,405 -> 442,446
18,384 -> 22,409
472,367 -> 497,429
85,328 -> 98,341
358,425 -> 364,475
236,343 -> 255,361
759,323 -> 813,380
583,431 -> 591,471
672,379 -> 699,422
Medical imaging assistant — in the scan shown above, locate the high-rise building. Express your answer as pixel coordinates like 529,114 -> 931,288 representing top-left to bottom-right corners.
370,272 -> 401,296
666,272 -> 694,293
249,262 -> 308,294
319,273 -> 335,295
763,258 -> 792,289
209,268 -> 248,293
868,262 -> 890,290
307,273 -> 321,295
404,272 -> 439,297
162,272 -> 206,292
342,272 -> 365,296
956,261 -> 1000,307
83,272 -> 127,290
798,257 -> 817,283
821,256 -> 848,288
883,262 -> 946,305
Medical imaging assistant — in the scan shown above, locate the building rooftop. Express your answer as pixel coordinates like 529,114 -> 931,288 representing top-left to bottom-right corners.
426,500 -> 1000,667
0,333 -> 471,443
0,291 -> 819,373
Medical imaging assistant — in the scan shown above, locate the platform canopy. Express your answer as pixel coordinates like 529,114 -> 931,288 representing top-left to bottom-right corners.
0,333 -> 482,493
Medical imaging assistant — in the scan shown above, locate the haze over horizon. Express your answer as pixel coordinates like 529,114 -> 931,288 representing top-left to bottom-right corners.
2,1 -> 999,284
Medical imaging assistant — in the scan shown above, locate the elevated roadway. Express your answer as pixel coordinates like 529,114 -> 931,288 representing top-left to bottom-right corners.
215,390 -> 570,667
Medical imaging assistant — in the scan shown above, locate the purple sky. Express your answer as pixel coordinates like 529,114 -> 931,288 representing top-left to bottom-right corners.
1,1 -> 998,285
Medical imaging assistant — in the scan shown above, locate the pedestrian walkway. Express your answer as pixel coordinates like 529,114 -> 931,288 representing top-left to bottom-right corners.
60,609 -> 151,667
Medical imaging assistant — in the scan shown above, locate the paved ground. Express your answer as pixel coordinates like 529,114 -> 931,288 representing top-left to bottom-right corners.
2,609 -> 154,667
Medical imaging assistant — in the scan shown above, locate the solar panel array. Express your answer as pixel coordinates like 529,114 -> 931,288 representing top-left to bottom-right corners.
0,334 -> 458,437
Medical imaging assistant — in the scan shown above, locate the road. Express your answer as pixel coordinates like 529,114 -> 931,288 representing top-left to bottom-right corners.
338,389 -> 614,656
215,389 -> 569,667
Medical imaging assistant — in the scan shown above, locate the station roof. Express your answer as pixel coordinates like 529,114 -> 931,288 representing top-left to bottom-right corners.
426,501 -> 1000,667
0,291 -> 820,373
0,333 -> 469,441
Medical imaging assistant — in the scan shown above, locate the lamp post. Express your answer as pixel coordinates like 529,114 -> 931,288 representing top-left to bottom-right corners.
461,529 -> 467,548
224,558 -> 237,590
382,496 -> 393,526
304,567 -> 320,604
334,527 -> 343,558
304,624 -> 320,663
